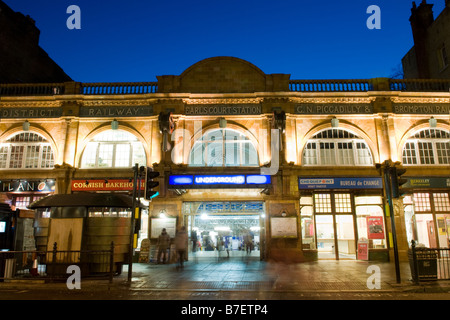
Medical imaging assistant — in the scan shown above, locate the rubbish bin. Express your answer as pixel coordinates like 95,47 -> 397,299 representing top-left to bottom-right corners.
409,246 -> 438,282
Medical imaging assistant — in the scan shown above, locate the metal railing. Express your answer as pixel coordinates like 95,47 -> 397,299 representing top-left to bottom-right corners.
1,78 -> 449,97
409,240 -> 450,284
289,79 -> 374,92
80,82 -> 158,95
0,83 -> 65,96
0,242 -> 115,283
389,79 -> 450,92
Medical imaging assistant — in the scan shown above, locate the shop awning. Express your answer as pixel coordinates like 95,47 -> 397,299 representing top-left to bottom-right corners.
28,193 -> 145,209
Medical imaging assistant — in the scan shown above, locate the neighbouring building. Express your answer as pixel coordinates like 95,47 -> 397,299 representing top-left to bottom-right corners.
0,0 -> 72,83
1,56 -> 449,263
402,0 -> 450,79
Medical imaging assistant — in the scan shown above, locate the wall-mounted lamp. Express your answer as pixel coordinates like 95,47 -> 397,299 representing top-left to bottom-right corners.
23,120 -> 30,132
111,119 -> 119,130
281,211 -> 287,217
429,117 -> 437,128
159,209 -> 167,219
331,117 -> 339,128
219,117 -> 227,129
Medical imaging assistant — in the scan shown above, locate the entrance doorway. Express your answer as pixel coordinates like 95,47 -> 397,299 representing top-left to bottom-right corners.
183,202 -> 265,260
315,214 -> 356,260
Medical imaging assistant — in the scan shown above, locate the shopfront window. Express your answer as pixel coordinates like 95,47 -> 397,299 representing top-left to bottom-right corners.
300,196 -> 315,250
402,128 -> 450,166
80,130 -> 146,168
88,207 -> 131,218
188,129 -> 259,167
301,193 -> 386,259
409,192 -> 450,248
303,129 -> 373,166
0,132 -> 55,169
355,196 -> 386,249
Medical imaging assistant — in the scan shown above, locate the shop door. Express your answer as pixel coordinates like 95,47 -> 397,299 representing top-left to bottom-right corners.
316,215 -> 336,259
335,215 -> 356,259
315,215 -> 356,260
427,221 -> 438,248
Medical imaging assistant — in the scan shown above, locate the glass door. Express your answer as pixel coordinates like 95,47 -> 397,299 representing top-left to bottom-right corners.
315,215 -> 336,259
336,215 -> 356,260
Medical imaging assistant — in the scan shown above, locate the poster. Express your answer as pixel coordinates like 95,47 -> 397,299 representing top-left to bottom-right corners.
367,216 -> 385,239
437,218 -> 446,236
357,241 -> 369,260
270,217 -> 298,238
151,218 -> 177,239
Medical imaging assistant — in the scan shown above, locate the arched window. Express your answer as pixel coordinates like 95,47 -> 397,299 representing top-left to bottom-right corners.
303,129 -> 373,166
0,132 -> 55,169
402,128 -> 450,165
80,130 -> 146,168
188,128 -> 259,167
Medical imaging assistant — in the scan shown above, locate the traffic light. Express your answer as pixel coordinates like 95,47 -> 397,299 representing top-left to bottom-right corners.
144,167 -> 160,200
390,166 -> 407,198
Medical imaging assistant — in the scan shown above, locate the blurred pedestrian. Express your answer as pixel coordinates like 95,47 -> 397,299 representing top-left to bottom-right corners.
175,226 -> 188,269
157,228 -> 170,264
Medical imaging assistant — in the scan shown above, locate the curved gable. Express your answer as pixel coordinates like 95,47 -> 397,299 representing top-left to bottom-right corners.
180,57 -> 265,93
156,56 -> 290,93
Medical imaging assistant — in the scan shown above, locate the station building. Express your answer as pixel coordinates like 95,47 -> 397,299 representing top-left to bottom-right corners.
0,56 -> 449,263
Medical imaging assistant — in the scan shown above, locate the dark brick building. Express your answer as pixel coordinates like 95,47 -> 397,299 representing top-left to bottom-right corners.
402,0 -> 450,79
0,0 -> 71,83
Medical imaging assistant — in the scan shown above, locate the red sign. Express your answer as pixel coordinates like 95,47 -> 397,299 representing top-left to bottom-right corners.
358,241 -> 369,260
71,179 -> 144,192
367,216 -> 385,240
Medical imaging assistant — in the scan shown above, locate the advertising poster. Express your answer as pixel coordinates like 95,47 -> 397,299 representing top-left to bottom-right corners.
357,241 -> 369,260
270,217 -> 298,238
151,218 -> 177,239
367,216 -> 385,239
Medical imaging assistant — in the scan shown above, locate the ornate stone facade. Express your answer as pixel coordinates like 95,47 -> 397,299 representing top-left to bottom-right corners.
1,57 -> 449,261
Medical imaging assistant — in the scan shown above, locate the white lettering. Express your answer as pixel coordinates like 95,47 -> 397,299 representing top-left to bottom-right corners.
367,5 -> 381,30
67,5 -> 81,30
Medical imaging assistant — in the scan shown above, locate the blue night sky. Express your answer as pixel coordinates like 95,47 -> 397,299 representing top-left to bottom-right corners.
3,0 -> 446,82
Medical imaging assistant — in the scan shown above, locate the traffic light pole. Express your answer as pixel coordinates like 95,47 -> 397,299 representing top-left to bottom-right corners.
383,164 -> 401,284
128,163 -> 139,283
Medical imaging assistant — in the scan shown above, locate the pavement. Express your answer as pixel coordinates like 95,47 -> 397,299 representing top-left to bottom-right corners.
2,250 -> 450,300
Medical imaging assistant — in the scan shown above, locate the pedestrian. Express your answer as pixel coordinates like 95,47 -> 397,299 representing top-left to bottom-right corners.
157,228 -> 170,264
225,237 -> 230,258
175,226 -> 188,269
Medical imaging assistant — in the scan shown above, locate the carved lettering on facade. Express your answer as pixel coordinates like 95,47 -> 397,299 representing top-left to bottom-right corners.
295,104 -> 373,114
0,108 -> 62,119
79,105 -> 153,117
184,104 -> 262,115
393,104 -> 450,114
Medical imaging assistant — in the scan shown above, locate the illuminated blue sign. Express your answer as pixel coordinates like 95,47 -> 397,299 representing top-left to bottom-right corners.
169,175 -> 194,186
169,175 -> 271,189
195,175 -> 246,185
246,175 -> 271,185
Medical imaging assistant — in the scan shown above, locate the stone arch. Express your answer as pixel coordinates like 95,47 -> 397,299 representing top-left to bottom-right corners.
76,123 -> 149,168
397,122 -> 450,163
185,122 -> 261,166
0,124 -> 59,165
299,122 -> 379,165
